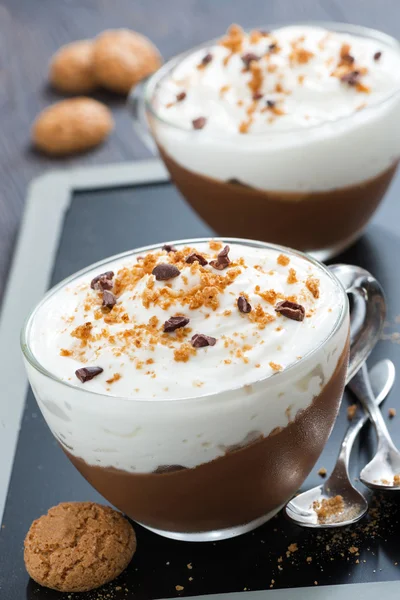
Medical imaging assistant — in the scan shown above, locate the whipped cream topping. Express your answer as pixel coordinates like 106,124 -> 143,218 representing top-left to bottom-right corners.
151,24 -> 400,191
29,241 -> 342,400
157,25 -> 400,134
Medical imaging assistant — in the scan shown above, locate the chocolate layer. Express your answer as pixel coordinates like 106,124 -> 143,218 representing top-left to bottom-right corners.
160,147 -> 397,252
66,341 -> 349,534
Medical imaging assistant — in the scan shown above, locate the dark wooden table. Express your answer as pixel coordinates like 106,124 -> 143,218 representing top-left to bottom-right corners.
1,0 -> 399,300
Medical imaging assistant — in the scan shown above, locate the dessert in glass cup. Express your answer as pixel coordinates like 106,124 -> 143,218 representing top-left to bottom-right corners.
21,238 -> 384,541
132,23 -> 400,260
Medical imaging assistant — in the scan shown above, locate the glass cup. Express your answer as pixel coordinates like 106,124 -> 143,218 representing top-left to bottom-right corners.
130,22 -> 400,261
21,239 -> 385,541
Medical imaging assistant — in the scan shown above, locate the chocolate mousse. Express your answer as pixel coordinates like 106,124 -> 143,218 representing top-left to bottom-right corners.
148,24 -> 400,258
24,239 -> 350,537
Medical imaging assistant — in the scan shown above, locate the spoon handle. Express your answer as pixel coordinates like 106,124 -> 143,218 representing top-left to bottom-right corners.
348,362 -> 395,451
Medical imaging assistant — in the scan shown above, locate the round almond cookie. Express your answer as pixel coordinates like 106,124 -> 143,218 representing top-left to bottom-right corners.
24,502 -> 136,592
49,40 -> 97,94
32,97 -> 114,155
92,29 -> 162,94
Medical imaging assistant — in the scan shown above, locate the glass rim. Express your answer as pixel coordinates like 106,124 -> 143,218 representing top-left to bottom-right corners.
136,20 -> 400,137
21,237 -> 348,404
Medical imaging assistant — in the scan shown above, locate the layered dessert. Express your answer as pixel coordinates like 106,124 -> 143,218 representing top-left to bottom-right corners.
148,24 -> 400,257
24,240 -> 349,536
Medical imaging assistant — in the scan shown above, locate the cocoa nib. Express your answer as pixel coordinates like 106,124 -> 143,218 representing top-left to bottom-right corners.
340,70 -> 360,86
210,245 -> 231,270
102,290 -> 116,310
162,244 -> 177,253
275,300 -> 305,321
266,99 -> 276,108
185,252 -> 208,266
75,366 -> 103,383
374,51 -> 382,61
152,263 -> 180,281
201,52 -> 213,66
90,271 -> 114,291
237,296 -> 252,313
163,316 -> 190,332
192,117 -> 207,129
191,333 -> 217,348
227,178 -> 250,187
241,52 -> 260,68
176,91 -> 186,102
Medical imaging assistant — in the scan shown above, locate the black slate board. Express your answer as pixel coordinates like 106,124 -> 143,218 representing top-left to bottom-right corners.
1,180 -> 400,599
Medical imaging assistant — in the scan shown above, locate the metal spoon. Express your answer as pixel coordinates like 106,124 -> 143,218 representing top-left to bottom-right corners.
348,361 -> 400,490
285,359 -> 395,528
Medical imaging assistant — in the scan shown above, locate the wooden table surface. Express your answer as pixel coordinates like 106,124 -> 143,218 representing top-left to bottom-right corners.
1,0 -> 400,300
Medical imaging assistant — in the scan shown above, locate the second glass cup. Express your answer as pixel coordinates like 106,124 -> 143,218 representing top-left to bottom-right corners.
131,22 -> 400,260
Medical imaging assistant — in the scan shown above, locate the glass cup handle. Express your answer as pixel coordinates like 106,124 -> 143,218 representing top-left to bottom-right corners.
128,80 -> 158,155
329,263 -> 386,384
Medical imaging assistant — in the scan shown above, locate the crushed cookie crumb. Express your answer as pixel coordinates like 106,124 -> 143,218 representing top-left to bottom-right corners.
269,361 -> 282,371
318,467 -> 327,478
306,277 -> 320,298
277,254 -> 290,266
60,348 -> 72,356
313,495 -> 345,524
389,408 -> 396,418
106,373 -> 121,384
287,268 -> 298,284
347,404 -> 357,420
174,343 -> 196,363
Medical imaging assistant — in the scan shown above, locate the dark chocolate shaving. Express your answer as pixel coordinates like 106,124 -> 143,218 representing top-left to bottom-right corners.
102,290 -> 116,310
209,245 -> 231,270
162,244 -> 177,253
192,117 -> 207,129
191,333 -> 217,348
340,70 -> 360,86
241,52 -> 260,68
90,271 -> 114,291
269,43 -> 277,52
201,53 -> 213,66
266,99 -> 276,108
227,178 -> 251,187
252,92 -> 263,101
374,51 -> 382,61
75,366 -> 104,383
176,91 -> 187,102
163,316 -> 190,332
152,263 -> 181,281
185,253 -> 208,266
237,296 -> 252,313
275,300 -> 305,322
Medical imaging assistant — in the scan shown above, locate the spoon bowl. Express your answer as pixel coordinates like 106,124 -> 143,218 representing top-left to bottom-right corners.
285,359 -> 395,528
348,361 -> 400,490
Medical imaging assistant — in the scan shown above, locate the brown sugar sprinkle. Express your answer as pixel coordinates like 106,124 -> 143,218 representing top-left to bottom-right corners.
313,495 -> 345,524
174,343 -> 196,363
220,24 -> 244,64
318,467 -> 327,478
339,43 -> 355,67
220,84 -> 230,96
249,304 -> 276,329
269,361 -> 282,371
209,240 -> 223,251
306,277 -> 320,299
255,287 -> 280,305
289,47 -> 314,65
106,372 -> 121,384
287,268 -> 298,284
277,254 -> 290,266
248,61 -> 263,95
347,404 -> 357,420
389,408 -> 396,418
71,322 -> 93,347
60,348 -> 72,357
